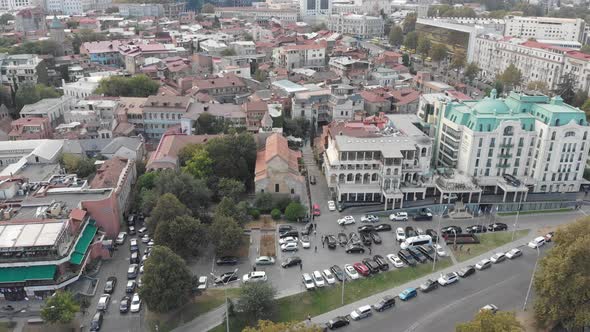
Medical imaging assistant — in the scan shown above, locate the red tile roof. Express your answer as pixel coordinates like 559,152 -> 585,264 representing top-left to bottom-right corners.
255,133 -> 302,182
69,208 -> 87,221
90,158 -> 128,189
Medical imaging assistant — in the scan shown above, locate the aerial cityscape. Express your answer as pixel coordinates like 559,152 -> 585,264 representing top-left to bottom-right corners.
0,0 -> 588,331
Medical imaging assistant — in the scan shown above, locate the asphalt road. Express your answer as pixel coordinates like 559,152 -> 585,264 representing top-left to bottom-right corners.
322,243 -> 548,332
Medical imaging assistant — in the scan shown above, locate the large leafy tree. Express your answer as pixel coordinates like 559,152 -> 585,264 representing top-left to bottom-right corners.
402,12 -> 417,33
215,197 -> 250,225
284,117 -> 310,139
430,44 -> 448,63
153,170 -> 212,213
206,133 -> 257,188
147,193 -> 191,236
243,320 -> 323,332
450,51 -> 466,70
59,153 -> 96,178
237,282 -> 276,323
403,31 -> 418,50
526,80 -> 549,95
95,75 -> 159,97
154,215 -> 206,257
498,64 -> 522,92
216,177 -> 245,201
534,218 -> 590,330
209,215 -> 244,255
182,145 -> 214,179
553,73 -> 578,105
284,202 -> 306,222
15,83 -> 60,111
40,291 -> 80,324
140,246 -> 192,313
456,310 -> 523,332
464,62 -> 480,83
388,25 -> 403,46
254,192 -> 274,213
417,36 -> 431,58
10,40 -> 61,56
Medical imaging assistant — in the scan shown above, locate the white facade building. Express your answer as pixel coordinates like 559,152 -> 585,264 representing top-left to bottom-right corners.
300,0 -> 331,23
504,16 -> 585,43
327,13 -> 384,39
45,0 -> 83,14
329,84 -> 363,121
62,77 -> 101,99
272,41 -> 327,70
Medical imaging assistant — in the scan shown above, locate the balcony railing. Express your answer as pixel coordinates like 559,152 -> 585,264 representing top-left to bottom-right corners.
500,143 -> 514,148
498,154 -> 512,159
497,163 -> 511,168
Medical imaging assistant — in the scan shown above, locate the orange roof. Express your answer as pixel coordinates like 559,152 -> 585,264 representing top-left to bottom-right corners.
69,208 -> 87,221
255,133 -> 302,182
90,158 -> 128,189
147,133 -> 221,170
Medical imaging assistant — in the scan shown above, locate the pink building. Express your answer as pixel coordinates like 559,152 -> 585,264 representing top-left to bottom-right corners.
9,117 -> 52,140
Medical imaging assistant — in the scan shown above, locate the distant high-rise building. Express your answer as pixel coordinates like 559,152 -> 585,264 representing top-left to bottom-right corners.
300,0 -> 331,23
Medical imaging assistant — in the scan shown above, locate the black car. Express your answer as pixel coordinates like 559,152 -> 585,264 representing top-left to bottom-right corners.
345,244 -> 365,253
425,229 -> 438,242
360,232 -> 372,246
309,175 -> 317,184
301,223 -> 313,236
488,223 -> 508,232
407,248 -> 427,264
405,226 -> 417,237
503,174 -> 521,187
416,246 -> 434,261
326,235 -> 337,249
413,210 -> 433,221
326,316 -> 350,330
370,232 -> 382,244
214,272 -> 239,285
374,224 -> 392,232
126,281 -> 136,294
371,295 -> 395,312
130,252 -> 139,264
458,265 -> 476,278
397,250 -> 417,266
127,215 -> 136,226
466,225 -> 487,233
216,256 -> 238,266
362,258 -> 380,274
104,277 -> 117,294
278,224 -> 293,234
331,265 -> 345,282
349,232 -> 362,246
90,311 -> 103,331
279,230 -> 299,239
119,296 -> 131,314
373,255 -> 389,271
337,233 -> 348,246
281,256 -> 302,268
441,226 -> 462,235
419,279 -> 438,293
357,225 -> 375,233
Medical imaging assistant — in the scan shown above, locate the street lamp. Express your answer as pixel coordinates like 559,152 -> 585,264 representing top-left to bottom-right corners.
512,178 -> 527,241
432,206 -> 447,272
523,245 -> 540,311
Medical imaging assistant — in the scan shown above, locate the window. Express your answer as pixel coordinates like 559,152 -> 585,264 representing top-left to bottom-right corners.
275,184 -> 279,192
551,132 -> 556,140
290,188 -> 295,194
565,131 -> 575,137
503,126 -> 514,136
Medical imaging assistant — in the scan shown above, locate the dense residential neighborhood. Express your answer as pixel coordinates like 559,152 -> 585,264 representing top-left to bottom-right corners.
0,0 -> 589,332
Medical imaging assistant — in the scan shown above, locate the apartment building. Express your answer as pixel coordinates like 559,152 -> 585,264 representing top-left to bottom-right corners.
214,6 -> 299,24
299,0 -> 331,22
14,7 -> 45,31
118,3 -> 165,17
9,117 -> 52,140
66,99 -> 119,139
189,75 -> 248,103
0,54 -> 47,89
321,114 -> 433,209
329,84 -> 364,121
504,16 -> 585,43
272,41 -> 327,70
291,88 -> 331,124
142,95 -> 192,139
435,90 -> 589,194
20,97 -> 71,128
46,0 -> 84,14
62,77 -> 101,99
328,13 -> 384,39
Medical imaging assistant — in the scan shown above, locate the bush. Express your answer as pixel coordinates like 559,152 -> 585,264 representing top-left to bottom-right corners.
254,192 -> 274,213
284,202 -> 306,222
273,196 -> 292,213
270,209 -> 281,220
250,209 -> 261,220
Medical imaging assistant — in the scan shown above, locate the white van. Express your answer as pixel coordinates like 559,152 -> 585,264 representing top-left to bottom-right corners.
242,271 -> 267,283
400,235 -> 432,250
528,236 -> 545,249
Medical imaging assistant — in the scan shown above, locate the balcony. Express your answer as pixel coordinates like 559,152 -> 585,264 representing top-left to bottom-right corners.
497,163 -> 511,168
499,143 -> 514,148
498,153 -> 512,159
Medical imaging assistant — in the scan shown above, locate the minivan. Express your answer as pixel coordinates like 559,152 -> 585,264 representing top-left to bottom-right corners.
242,271 -> 267,283
350,305 -> 372,320
528,236 -> 546,248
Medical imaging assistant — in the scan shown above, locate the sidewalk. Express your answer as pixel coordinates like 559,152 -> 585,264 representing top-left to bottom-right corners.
309,230 -> 542,325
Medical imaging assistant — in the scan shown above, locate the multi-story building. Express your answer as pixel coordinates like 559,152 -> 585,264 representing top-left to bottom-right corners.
81,0 -> 112,11
118,3 -> 165,17
19,97 -> 71,128
273,41 -> 327,70
80,40 -> 125,67
504,16 -> 585,43
142,95 -> 192,140
328,13 -> 384,39
328,56 -> 370,83
0,54 -> 47,89
435,90 -> 589,195
292,88 -> 331,124
46,0 -> 84,14
300,0 -> 331,23
13,7 -> 45,31
321,114 -> 433,209
329,84 -> 363,121
9,117 -> 52,140
66,99 -> 118,139
62,77 -> 101,99
214,7 -> 299,24
188,75 -> 248,103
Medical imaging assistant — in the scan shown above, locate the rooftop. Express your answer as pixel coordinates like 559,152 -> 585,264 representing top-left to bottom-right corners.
0,221 -> 65,249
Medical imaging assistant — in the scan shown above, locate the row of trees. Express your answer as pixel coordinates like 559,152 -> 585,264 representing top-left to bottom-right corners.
95,75 -> 160,97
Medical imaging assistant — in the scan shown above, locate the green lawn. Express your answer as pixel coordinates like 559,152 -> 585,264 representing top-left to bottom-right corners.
450,229 -> 530,262
213,259 -> 453,332
497,208 -> 573,216
0,322 -> 15,332
146,288 -> 240,332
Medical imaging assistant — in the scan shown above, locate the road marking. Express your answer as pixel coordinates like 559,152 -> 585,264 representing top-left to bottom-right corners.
403,275 -> 519,332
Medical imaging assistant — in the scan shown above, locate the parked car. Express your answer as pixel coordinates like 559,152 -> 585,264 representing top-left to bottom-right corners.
373,255 -> 389,271
372,295 -> 395,312
255,256 -> 275,265
435,244 -> 447,257
466,225 -> 487,233
281,256 -> 302,268
312,204 -> 321,216
279,230 -> 299,239
126,280 -> 136,294
312,271 -> 325,288
370,232 -> 382,244
130,293 -> 141,313
278,236 -> 298,245
325,316 -> 349,330
488,223 -> 508,232
328,200 -> 336,211
130,252 -> 139,264
216,256 -> 238,266
475,259 -> 492,270
326,235 -> 338,248
416,227 -> 425,235
386,254 -> 405,268
389,212 -> 408,221
330,265 -> 345,282
337,216 -> 355,225
480,304 -> 499,313
214,272 -> 239,285
405,226 -> 417,237
104,277 -> 117,294
309,175 -> 316,184
438,272 -> 459,286
490,252 -> 506,264
544,231 -> 555,242
302,273 -> 315,290
127,215 -> 136,226
374,224 -> 392,232
242,271 -> 267,283
129,238 -> 138,252
360,215 -> 379,223
357,225 -> 375,233
407,248 -> 427,263
138,227 -> 147,234
458,265 -> 476,278
345,244 -> 365,254
362,258 -> 380,274
416,245 -> 434,261
397,250 -> 417,266
413,210 -> 433,221
426,229 -> 439,242
300,235 -> 311,249
322,269 -> 336,285
301,223 -> 313,236
359,232 -> 372,246
350,305 -> 372,320
128,226 -> 136,236
280,242 -> 298,252
90,312 -> 103,331
115,232 -> 127,245
396,227 -> 406,242
353,262 -> 370,277
399,287 -> 418,301
528,236 -> 546,248
127,264 -> 138,279
119,296 -> 131,314
278,224 -> 293,234
419,279 -> 439,292
506,248 -> 522,259
344,264 -> 360,280
441,226 -> 462,235
97,294 -> 110,312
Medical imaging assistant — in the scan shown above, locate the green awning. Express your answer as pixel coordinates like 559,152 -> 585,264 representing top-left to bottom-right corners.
0,265 -> 57,283
69,221 -> 97,265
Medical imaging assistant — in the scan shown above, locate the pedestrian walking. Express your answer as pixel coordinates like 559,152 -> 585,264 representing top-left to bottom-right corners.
313,229 -> 317,236
314,223 -> 317,230
300,262 -> 302,270
322,241 -> 325,248
253,265 -> 257,271
369,247 -> 372,254
315,245 -> 318,252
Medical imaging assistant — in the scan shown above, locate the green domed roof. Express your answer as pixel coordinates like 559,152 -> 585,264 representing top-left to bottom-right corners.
472,98 -> 510,115
50,16 -> 64,29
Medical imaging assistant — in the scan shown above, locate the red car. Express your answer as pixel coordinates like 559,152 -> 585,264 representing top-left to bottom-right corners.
353,262 -> 370,277
312,204 -> 321,216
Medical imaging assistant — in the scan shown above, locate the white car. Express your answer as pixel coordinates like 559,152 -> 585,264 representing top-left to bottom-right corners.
300,235 -> 311,249
138,227 -> 147,234
312,271 -> 325,287
242,271 -> 267,283
97,294 -> 110,311
147,239 -> 154,247
386,254 -> 405,268
350,305 -> 372,320
115,232 -> 127,245
130,293 -> 141,313
389,212 -> 408,221
490,252 -> 506,264
480,304 -> 499,313
528,236 -> 546,249
396,228 -> 406,242
438,272 -> 459,286
255,256 -> 275,265
360,215 -> 379,223
280,242 -> 298,252
344,264 -> 359,280
197,276 -> 207,290
506,248 -> 522,259
416,228 -> 425,235
141,234 -> 150,243
279,236 -> 298,245
302,273 -> 315,290
435,244 -> 447,257
475,259 -> 492,270
337,216 -> 355,225
322,269 -> 336,285
328,200 -> 336,211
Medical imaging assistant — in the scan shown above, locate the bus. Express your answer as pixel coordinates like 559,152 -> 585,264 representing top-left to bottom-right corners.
400,235 -> 432,250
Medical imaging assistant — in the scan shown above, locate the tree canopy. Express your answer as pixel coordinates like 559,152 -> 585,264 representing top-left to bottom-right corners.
238,282 -> 277,323
284,202 -> 306,222
209,215 -> 244,255
243,320 -> 323,332
59,153 -> 96,178
464,62 -> 480,83
15,83 -> 60,111
388,25 -> 403,46
205,133 -> 257,188
430,44 -> 448,63
498,64 -> 522,92
40,291 -> 80,324
216,177 -> 246,201
182,145 -> 214,179
9,40 -> 61,56
147,193 -> 191,236
417,36 -> 431,58
534,218 -> 590,330
140,246 -> 192,313
154,215 -> 206,258
95,75 -> 159,97
450,51 -> 466,70
428,5 -> 476,17
402,13 -> 416,33
403,31 -> 418,51
456,310 -> 523,332
284,117 -> 310,139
